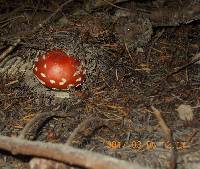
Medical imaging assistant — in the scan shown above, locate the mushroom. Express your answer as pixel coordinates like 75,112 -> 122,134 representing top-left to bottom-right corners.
33,49 -> 86,90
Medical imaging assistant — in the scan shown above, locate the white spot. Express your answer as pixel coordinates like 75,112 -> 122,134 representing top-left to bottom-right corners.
34,67 -> 38,71
68,84 -> 74,87
42,55 -> 46,60
73,71 -> 79,77
75,83 -> 81,87
59,78 -> 67,86
59,82 -> 65,86
52,88 -> 57,90
44,64 -> 47,68
76,77 -> 82,82
50,80 -> 56,84
61,78 -> 67,82
38,78 -> 45,85
35,57 -> 39,62
83,69 -> 86,75
40,73 -> 46,78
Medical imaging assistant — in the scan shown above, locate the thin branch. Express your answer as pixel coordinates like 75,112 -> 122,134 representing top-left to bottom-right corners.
146,28 -> 165,64
0,38 -> 21,62
124,40 -> 134,64
164,52 -> 200,80
145,52 -> 200,94
102,0 -> 129,11
19,101 -> 83,140
150,106 -> 177,169
23,0 -> 74,38
66,116 -> 94,145
19,111 -> 68,139
0,135 -> 144,169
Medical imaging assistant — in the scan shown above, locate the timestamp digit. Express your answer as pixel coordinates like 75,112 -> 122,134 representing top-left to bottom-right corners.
146,140 -> 157,150
131,140 -> 142,150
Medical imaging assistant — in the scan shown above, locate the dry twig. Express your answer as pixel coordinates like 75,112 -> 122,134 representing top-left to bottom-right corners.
23,0 -> 74,38
145,52 -> 200,94
0,135 -> 147,169
0,38 -> 21,63
19,100 -> 83,140
102,0 -> 129,11
150,106 -> 177,169
19,111 -> 68,140
146,28 -> 165,63
124,40 -> 134,64
66,116 -> 95,145
158,52 -> 200,82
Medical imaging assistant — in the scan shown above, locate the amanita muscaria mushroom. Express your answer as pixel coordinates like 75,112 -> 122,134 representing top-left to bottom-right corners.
33,49 -> 86,90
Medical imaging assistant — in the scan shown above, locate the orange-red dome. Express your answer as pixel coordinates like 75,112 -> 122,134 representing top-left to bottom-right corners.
33,49 -> 85,90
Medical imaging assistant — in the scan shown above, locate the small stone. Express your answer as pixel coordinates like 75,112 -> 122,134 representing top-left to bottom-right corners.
176,104 -> 194,121
54,92 -> 70,99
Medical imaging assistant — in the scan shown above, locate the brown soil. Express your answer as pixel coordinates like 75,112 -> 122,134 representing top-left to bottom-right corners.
0,1 -> 199,169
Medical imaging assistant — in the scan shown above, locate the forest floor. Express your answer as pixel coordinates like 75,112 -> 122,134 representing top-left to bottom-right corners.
0,1 -> 199,169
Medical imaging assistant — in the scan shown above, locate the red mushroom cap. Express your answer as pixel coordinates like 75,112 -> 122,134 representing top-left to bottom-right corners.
33,49 -> 86,90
